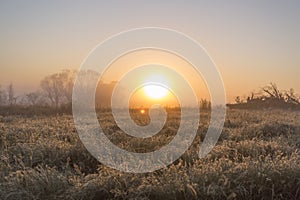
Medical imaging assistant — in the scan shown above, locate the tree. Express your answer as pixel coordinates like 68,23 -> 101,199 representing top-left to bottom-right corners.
7,83 -> 16,106
261,83 -> 284,100
95,81 -> 118,108
285,88 -> 300,105
0,85 -> 7,105
26,92 -> 40,106
199,98 -> 211,110
228,83 -> 300,110
61,69 -> 76,103
40,70 -> 76,108
235,96 -> 241,104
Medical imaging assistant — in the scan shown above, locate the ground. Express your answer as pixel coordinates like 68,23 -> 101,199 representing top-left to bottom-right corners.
0,109 -> 299,199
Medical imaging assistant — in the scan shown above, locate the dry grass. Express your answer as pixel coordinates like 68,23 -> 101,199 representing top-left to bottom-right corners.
0,109 -> 299,199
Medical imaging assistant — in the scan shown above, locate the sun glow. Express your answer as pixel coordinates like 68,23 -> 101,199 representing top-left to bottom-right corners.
143,84 -> 169,99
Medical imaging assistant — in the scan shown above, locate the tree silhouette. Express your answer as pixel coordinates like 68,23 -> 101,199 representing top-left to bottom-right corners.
26,92 -> 40,106
0,85 -> 7,105
40,70 -> 76,108
229,83 -> 300,109
7,83 -> 16,106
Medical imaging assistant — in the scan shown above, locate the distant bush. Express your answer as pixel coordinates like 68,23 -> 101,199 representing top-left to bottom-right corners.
227,83 -> 300,110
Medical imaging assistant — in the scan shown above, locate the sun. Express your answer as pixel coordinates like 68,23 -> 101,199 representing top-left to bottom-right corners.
143,84 -> 169,99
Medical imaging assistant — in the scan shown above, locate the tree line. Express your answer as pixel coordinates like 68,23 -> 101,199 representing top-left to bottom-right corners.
0,69 -> 117,109
2,70 -> 298,112
228,83 -> 300,109
0,70 -> 75,108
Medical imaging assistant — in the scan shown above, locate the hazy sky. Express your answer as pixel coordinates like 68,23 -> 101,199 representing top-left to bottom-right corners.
0,0 -> 299,102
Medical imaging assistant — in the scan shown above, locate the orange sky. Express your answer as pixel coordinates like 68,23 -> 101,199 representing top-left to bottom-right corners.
1,1 -> 299,103
98,49 -> 209,107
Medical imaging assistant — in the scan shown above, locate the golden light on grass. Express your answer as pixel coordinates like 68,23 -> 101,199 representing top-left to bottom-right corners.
140,109 -> 145,114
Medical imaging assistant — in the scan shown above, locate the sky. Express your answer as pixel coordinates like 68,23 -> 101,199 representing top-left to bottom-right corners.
0,0 -> 299,102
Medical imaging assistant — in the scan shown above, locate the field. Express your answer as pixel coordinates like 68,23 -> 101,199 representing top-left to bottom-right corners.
0,109 -> 299,200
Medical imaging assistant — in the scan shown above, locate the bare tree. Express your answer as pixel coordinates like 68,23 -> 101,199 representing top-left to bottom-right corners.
26,92 -> 40,106
96,81 -> 118,108
41,74 -> 61,108
61,69 -> 76,103
199,98 -> 211,110
261,83 -> 284,100
0,85 -> 7,105
285,88 -> 300,105
40,70 -> 76,108
7,83 -> 16,106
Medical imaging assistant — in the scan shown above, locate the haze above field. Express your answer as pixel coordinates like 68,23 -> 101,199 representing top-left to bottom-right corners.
1,1 -> 299,102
